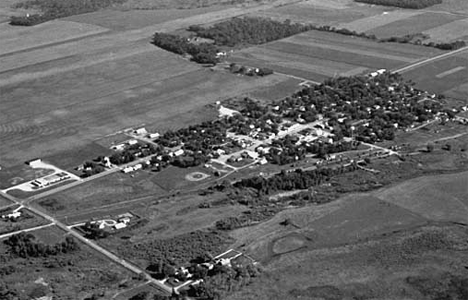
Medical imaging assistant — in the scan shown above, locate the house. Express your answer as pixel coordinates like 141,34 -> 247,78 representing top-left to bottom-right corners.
111,144 -> 125,151
173,149 -> 184,157
258,157 -> 268,165
114,223 -> 127,230
133,164 -> 143,170
2,211 -> 21,220
26,158 -> 42,167
122,167 -> 134,173
134,128 -> 147,135
148,133 -> 160,139
118,217 -> 131,224
127,139 -> 138,146
103,157 -> 112,168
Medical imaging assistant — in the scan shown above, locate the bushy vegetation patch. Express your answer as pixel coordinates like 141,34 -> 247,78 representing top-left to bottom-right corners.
118,230 -> 233,266
4,232 -> 79,258
355,0 -> 442,9
10,0 -> 127,26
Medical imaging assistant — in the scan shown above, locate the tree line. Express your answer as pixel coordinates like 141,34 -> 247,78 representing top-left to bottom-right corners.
355,0 -> 442,9
234,163 -> 359,195
10,0 -> 127,26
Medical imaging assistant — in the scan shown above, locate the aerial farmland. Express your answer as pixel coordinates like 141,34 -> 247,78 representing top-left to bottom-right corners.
1,0 -> 468,299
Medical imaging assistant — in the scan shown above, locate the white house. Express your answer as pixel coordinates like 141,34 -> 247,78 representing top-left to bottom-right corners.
114,223 -> 127,230
134,128 -> 147,135
127,139 -> 138,146
173,149 -> 185,157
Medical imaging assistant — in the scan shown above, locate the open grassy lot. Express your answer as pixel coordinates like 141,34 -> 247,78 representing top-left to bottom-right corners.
0,163 -> 54,189
29,224 -> 66,244
401,49 -> 468,100
247,77 -> 302,102
34,171 -> 168,216
0,227 -> 141,299
366,12 -> 463,40
230,30 -> 441,81
0,194 -> 13,206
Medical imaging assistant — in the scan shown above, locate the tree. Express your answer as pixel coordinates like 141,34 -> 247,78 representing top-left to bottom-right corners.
426,143 -> 434,152
129,291 -> 149,300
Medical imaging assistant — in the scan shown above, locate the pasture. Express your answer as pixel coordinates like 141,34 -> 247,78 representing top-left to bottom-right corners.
401,49 -> 468,101
377,171 -> 468,223
229,30 -> 441,82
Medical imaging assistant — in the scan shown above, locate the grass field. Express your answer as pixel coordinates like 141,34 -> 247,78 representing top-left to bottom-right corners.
35,171 -> 168,216
230,30 -> 441,82
401,50 -> 468,101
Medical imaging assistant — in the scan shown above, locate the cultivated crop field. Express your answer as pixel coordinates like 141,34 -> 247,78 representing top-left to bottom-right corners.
0,39 -> 291,169
366,12 -> 463,40
401,50 -> 468,101
230,30 -> 441,82
254,0 -> 390,26
64,6 -> 229,31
